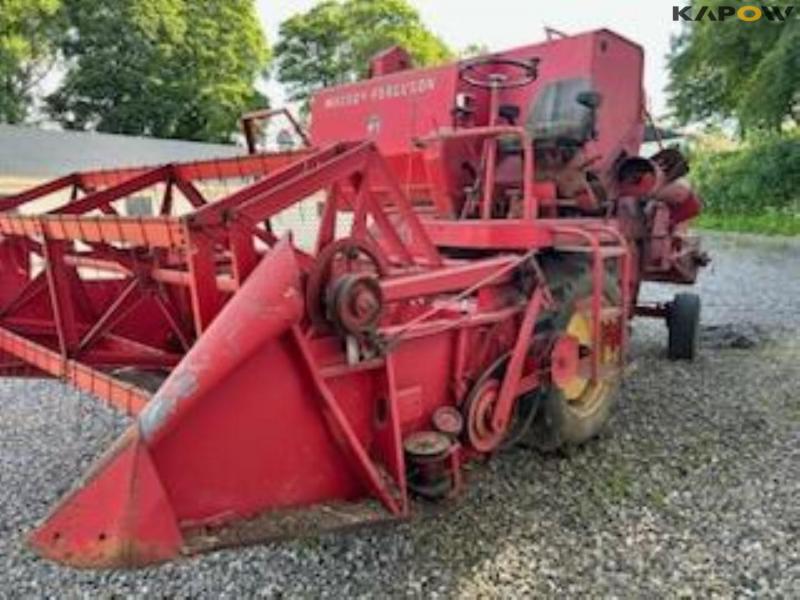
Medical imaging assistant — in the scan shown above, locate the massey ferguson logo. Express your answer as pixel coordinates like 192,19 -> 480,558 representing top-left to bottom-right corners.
673,4 -> 796,21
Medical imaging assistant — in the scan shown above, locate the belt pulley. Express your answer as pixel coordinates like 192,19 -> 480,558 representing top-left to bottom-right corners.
306,237 -> 388,338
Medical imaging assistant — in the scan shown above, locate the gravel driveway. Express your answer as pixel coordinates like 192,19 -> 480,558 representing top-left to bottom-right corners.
1,232 -> 798,598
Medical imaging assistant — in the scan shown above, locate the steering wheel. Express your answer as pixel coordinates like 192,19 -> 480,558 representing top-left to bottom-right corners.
459,57 -> 540,90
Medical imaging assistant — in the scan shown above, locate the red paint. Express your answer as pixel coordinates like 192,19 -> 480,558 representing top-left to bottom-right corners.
0,28 -> 708,568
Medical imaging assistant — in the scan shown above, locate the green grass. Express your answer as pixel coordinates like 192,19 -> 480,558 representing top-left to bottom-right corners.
695,212 -> 800,236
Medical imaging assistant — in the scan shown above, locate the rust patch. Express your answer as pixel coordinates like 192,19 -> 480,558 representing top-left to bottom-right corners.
182,501 -> 395,556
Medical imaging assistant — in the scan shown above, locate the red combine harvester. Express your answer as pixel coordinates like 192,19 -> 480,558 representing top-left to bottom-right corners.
0,29 -> 707,568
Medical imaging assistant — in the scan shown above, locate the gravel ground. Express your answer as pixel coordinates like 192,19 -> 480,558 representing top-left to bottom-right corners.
1,232 -> 799,598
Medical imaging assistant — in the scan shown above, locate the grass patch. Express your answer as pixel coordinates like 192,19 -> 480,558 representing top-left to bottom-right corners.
694,212 -> 800,236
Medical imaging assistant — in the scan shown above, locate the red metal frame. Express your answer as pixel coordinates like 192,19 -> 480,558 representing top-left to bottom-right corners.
241,107 -> 312,154
1,27 -> 705,570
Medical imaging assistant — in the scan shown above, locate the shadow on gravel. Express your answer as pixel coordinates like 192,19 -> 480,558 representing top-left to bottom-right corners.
700,323 -> 770,350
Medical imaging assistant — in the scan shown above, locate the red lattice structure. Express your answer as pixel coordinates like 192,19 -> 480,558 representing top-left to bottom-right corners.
0,29 -> 707,569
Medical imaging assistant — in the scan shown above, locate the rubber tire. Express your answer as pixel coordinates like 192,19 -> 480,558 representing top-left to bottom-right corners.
525,254 -> 622,452
667,293 -> 701,361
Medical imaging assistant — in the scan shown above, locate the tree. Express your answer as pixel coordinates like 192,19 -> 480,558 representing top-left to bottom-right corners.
48,0 -> 270,142
275,0 -> 452,104
667,0 -> 800,132
273,1 -> 348,101
0,0 -> 62,123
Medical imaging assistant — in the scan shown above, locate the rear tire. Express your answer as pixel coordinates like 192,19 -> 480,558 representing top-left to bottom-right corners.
667,293 -> 701,361
526,255 -> 623,452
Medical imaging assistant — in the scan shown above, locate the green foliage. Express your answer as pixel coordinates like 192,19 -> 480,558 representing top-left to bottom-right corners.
274,0 -> 452,104
459,43 -> 490,59
274,1 -> 348,101
694,212 -> 800,235
48,0 -> 270,142
667,0 -> 800,131
0,0 -> 62,123
690,131 -> 800,234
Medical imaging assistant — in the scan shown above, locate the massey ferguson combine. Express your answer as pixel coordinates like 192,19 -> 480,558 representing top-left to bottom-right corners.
0,29 -> 707,568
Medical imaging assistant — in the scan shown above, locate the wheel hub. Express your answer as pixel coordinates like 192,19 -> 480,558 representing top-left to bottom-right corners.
464,378 -> 505,453
554,309 -> 618,416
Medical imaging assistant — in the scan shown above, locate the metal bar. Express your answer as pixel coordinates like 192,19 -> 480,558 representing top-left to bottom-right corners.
66,267 -> 98,322
1,316 -> 71,335
9,326 -> 172,369
63,255 -> 133,277
0,325 -> 149,415
590,238 -> 604,380
73,151 -> 314,192
172,173 -> 207,209
481,138 -> 498,219
0,214 -> 185,247
236,143 -> 373,224
315,185 -> 340,254
240,108 -> 312,151
42,239 -> 80,356
290,326 -> 402,515
550,225 -> 608,382
381,306 -> 522,343
421,219 -> 555,249
228,226 -> 259,287
521,136 -> 536,220
580,222 -> 632,367
152,289 -> 192,351
160,180 -> 174,216
452,327 -> 470,400
83,242 -> 139,271
0,174 -> 77,212
55,166 -> 170,215
369,152 -> 442,267
173,150 -> 314,182
376,354 -> 408,514
359,164 -> 415,265
351,172 -> 371,238
183,227 -> 222,334
77,279 -> 142,352
81,349 -> 179,368
149,268 -> 238,293
0,272 -> 48,318
634,303 -> 668,318
103,332 -> 184,363
380,256 -> 517,302
492,287 -> 546,431
192,145 -> 346,226
98,204 -> 119,216
384,250 -> 536,344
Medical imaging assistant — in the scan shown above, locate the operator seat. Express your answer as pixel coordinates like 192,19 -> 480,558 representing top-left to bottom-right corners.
525,79 -> 605,210
493,79 -> 604,214
526,78 -> 598,148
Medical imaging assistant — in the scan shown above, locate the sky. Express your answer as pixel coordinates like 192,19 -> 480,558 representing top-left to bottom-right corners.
256,0 -> 683,117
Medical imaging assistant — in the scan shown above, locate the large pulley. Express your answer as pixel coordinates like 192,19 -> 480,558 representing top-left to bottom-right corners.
462,353 -> 540,453
306,237 -> 388,337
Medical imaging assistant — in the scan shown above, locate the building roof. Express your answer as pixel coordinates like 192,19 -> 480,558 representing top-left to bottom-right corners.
0,124 -> 244,179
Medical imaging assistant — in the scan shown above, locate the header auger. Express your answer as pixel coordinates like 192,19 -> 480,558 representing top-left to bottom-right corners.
0,29 -> 707,568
